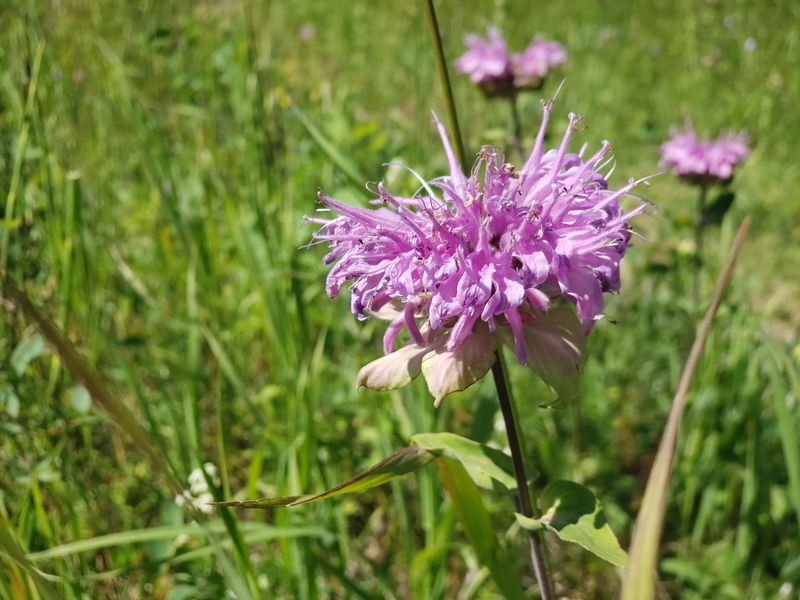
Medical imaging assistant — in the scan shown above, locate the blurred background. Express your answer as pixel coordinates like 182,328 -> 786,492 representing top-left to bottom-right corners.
1,1 -> 799,598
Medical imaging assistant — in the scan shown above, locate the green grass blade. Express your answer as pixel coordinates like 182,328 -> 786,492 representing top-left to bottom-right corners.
767,343 -> 800,530
0,520 -> 58,597
437,458 -> 524,600
621,219 -> 750,599
290,105 -> 365,190
1,276 -> 183,496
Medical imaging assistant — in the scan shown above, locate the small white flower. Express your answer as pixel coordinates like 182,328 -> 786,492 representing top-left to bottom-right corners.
177,464 -> 220,514
744,38 -> 756,52
779,582 -> 793,598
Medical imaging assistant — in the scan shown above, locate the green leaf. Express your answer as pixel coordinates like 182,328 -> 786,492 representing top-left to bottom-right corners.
10,332 -> 45,375
213,445 -> 436,509
437,458 -> 523,600
290,105 -> 365,190
412,432 -> 517,492
516,480 -> 627,567
216,432 -> 517,509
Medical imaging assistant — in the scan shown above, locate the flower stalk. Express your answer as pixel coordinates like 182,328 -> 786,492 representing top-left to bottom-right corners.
423,3 -> 554,596
694,184 -> 708,305
423,0 -> 467,167
509,92 -> 523,160
491,354 -> 554,600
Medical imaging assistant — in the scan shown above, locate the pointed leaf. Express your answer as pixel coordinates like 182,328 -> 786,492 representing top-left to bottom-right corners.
437,458 -> 523,600
516,480 -> 627,567
357,343 -> 429,391
421,324 -> 497,406
213,445 -> 436,509
412,432 -> 517,492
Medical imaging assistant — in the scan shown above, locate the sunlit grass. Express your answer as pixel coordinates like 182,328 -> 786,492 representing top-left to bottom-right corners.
1,1 -> 799,598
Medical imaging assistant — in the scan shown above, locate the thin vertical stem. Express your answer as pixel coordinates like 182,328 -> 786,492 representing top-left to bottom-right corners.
423,0 -> 468,167
693,184 -> 708,306
492,355 -> 554,600
509,93 -> 523,161
423,3 -> 553,596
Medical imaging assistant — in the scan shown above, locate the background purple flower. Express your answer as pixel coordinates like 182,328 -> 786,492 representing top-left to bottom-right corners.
307,102 -> 646,404
660,125 -> 750,185
511,38 -> 567,89
455,27 -> 513,95
456,28 -> 566,95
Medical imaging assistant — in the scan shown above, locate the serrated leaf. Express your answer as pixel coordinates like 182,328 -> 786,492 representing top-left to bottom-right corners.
213,445 -> 436,509
437,458 -> 523,600
516,480 -> 627,567
412,432 -> 517,492
10,332 -> 45,375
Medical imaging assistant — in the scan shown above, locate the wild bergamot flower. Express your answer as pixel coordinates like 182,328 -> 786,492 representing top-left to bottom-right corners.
307,100 -> 646,405
660,125 -> 750,186
455,28 -> 566,95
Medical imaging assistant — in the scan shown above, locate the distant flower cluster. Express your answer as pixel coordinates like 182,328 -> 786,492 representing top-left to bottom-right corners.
307,100 -> 645,402
660,125 -> 750,186
456,27 -> 566,95
175,463 -> 218,514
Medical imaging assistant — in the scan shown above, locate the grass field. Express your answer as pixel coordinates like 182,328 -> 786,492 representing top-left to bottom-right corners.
2,1 -> 800,598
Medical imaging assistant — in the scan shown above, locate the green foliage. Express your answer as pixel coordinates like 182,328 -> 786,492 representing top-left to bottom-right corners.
516,480 -> 627,567
1,0 -> 798,598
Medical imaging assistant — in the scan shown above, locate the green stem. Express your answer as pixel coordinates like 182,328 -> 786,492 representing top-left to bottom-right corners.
509,93 -> 523,161
492,354 -> 554,600
693,184 -> 708,306
423,0 -> 467,167
423,3 -> 553,595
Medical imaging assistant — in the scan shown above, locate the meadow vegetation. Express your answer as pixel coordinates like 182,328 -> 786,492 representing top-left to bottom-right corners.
1,1 -> 799,598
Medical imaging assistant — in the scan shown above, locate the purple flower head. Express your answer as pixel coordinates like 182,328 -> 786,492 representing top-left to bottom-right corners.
511,37 -> 567,89
455,27 -> 514,95
307,101 -> 647,405
660,125 -> 750,186
456,29 -> 566,95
